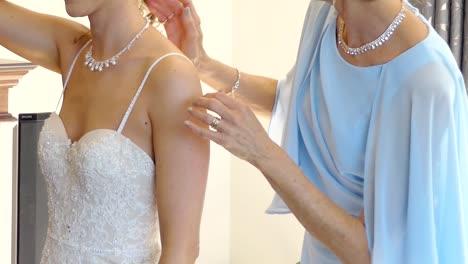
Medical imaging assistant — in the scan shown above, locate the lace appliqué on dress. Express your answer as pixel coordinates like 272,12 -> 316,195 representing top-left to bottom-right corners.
38,114 -> 161,264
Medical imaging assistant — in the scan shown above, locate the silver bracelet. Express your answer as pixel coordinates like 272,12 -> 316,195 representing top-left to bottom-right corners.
231,68 -> 241,95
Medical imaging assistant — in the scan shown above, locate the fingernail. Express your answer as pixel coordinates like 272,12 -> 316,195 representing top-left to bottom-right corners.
187,106 -> 193,112
184,120 -> 191,126
184,7 -> 190,16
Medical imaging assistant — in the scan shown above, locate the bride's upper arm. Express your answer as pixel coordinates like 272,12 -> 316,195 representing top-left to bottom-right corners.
148,55 -> 209,259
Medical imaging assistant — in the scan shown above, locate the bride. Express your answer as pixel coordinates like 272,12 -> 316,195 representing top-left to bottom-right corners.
0,0 -> 209,263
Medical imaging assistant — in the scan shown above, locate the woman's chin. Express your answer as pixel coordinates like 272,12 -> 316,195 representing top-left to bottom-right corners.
65,3 -> 89,17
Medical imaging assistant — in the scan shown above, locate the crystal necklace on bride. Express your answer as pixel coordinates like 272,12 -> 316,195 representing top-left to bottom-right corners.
337,3 -> 407,56
84,16 -> 151,72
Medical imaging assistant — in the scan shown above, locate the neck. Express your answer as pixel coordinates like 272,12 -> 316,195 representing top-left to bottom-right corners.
333,0 -> 403,48
87,1 -> 147,60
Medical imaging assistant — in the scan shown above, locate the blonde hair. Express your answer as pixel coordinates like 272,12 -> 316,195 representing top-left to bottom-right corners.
138,0 -> 149,16
137,0 -> 158,24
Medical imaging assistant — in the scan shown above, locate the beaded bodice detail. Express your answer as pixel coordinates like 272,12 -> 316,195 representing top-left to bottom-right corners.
37,42 -> 188,263
38,114 -> 160,263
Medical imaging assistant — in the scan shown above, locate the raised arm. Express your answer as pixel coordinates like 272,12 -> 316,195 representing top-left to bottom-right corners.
148,55 -> 209,263
0,0 -> 88,73
146,0 -> 278,115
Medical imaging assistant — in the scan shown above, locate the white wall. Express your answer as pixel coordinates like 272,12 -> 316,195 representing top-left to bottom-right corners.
230,0 -> 310,263
1,0 -> 311,263
195,1 -> 232,263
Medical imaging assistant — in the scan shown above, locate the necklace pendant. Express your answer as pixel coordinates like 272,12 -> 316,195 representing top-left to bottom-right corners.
84,17 -> 151,73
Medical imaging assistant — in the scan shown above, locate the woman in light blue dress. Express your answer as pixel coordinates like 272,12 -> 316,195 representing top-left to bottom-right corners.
149,0 -> 468,263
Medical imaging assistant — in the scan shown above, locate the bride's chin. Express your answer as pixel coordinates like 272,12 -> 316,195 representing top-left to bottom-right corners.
65,2 -> 89,18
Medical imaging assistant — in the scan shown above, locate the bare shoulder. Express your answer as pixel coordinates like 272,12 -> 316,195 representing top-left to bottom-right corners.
144,51 -> 201,120
131,28 -> 201,121
150,53 -> 199,92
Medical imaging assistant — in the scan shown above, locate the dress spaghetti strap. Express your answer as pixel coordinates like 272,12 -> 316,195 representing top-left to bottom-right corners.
116,53 -> 191,133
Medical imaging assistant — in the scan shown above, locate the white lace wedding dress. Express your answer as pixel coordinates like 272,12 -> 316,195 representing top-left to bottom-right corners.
38,41 -> 187,263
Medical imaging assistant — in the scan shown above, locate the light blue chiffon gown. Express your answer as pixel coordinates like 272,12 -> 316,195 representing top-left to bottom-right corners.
267,1 -> 468,263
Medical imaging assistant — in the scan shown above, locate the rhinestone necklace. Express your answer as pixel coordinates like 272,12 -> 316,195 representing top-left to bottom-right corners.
84,17 -> 151,72
337,4 -> 407,56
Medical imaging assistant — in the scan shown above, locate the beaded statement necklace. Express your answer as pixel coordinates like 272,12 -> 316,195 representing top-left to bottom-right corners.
337,4 -> 407,56
84,17 -> 151,72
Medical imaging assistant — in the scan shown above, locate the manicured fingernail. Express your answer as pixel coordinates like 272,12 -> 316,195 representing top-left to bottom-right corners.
187,106 -> 193,112
184,7 -> 190,16
184,120 -> 191,126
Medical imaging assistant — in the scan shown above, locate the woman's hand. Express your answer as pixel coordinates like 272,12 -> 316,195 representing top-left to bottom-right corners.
145,0 -> 208,68
184,92 -> 276,165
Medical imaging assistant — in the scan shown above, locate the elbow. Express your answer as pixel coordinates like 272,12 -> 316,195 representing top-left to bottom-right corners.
342,254 -> 370,264
185,244 -> 200,262
159,243 -> 200,264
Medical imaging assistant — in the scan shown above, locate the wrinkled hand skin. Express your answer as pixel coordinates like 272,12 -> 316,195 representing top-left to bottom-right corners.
185,92 -> 276,165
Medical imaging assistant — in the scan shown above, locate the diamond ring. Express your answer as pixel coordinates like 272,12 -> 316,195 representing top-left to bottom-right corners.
209,117 -> 220,129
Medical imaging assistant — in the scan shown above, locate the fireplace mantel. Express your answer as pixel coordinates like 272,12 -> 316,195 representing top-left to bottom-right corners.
0,59 -> 36,121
